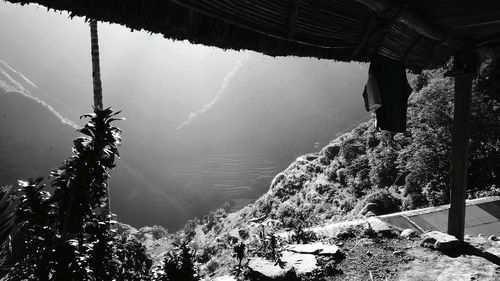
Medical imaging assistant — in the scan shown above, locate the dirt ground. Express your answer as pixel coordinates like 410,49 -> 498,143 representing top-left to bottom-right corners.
321,235 -> 500,281
398,236 -> 500,281
326,235 -> 414,281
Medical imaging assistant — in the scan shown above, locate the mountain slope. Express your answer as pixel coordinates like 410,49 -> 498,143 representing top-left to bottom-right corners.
148,68 -> 500,278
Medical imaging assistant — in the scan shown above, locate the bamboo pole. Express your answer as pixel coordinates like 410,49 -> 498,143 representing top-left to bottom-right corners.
90,19 -> 103,110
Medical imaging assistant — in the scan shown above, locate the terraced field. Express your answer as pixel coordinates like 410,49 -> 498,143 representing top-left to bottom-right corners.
169,153 -> 281,207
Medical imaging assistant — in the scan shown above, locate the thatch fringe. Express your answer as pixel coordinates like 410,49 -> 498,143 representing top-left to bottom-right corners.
7,0 -> 463,69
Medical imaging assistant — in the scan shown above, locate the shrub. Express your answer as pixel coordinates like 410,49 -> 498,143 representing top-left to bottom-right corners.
354,190 -> 401,216
150,225 -> 169,240
158,241 -> 198,281
402,192 -> 428,210
322,142 -> 341,160
340,197 -> 356,213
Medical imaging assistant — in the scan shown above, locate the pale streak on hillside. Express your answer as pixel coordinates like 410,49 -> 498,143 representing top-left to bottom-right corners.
0,59 -> 38,88
0,59 -> 78,129
176,51 -> 251,130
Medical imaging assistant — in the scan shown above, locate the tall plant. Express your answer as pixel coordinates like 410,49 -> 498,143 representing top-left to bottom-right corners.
52,107 -> 122,236
89,19 -> 111,219
2,108 -> 153,281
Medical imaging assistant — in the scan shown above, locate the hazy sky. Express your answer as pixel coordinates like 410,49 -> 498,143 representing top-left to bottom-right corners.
0,2 -> 245,126
0,1 -> 370,228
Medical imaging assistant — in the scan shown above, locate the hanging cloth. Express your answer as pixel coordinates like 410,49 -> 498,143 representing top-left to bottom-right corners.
363,54 -> 412,132
362,73 -> 382,112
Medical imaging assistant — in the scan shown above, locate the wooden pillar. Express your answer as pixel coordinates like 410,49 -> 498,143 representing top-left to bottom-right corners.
447,72 -> 473,240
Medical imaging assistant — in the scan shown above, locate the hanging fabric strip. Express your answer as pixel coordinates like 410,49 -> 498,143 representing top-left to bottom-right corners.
364,54 -> 412,132
363,73 -> 382,112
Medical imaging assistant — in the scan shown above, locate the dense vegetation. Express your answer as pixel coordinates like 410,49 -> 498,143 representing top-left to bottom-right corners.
0,66 -> 499,280
239,68 -> 499,229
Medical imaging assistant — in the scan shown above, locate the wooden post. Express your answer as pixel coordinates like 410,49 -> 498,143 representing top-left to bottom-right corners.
447,72 -> 473,241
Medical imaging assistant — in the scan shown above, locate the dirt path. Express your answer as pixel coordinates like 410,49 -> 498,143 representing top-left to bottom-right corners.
398,237 -> 500,281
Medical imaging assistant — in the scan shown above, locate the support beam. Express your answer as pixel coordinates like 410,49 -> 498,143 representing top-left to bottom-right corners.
447,72 -> 473,241
353,0 -> 462,49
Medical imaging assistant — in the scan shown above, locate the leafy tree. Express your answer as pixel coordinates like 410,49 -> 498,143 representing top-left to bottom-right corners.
3,108 -> 153,281
399,76 -> 454,207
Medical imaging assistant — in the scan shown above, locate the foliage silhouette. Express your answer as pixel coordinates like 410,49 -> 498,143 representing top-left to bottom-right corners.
158,240 -> 199,281
0,185 -> 15,267
2,108 -> 153,281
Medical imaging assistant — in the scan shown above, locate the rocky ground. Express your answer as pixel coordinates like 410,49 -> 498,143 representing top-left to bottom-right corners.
213,219 -> 500,281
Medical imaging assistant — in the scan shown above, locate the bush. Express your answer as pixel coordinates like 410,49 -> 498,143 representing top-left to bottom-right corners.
340,197 -> 356,214
322,142 -> 341,160
158,241 -> 198,281
354,190 -> 401,216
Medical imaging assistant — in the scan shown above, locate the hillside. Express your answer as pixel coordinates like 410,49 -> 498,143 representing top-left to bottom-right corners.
123,68 -> 500,280
0,90 -> 75,184
196,68 -> 499,238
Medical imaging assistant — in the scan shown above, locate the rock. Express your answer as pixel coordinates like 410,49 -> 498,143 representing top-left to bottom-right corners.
248,257 -> 289,279
281,251 -> 318,275
238,228 -> 250,240
228,229 -> 240,243
393,250 -> 404,256
358,238 -> 375,246
248,251 -> 321,279
364,211 -> 376,217
367,217 -> 393,236
227,227 -> 250,243
285,242 -> 340,256
400,229 -> 418,238
336,226 -> 361,239
489,235 -> 499,241
212,276 -> 237,281
420,231 -> 460,251
285,242 -> 344,263
304,154 -> 319,161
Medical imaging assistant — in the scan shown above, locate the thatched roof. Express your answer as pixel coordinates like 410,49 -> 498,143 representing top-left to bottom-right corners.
6,0 -> 500,69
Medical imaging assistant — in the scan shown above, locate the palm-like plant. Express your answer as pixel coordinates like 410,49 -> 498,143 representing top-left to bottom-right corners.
52,107 -> 122,236
89,19 -> 111,219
